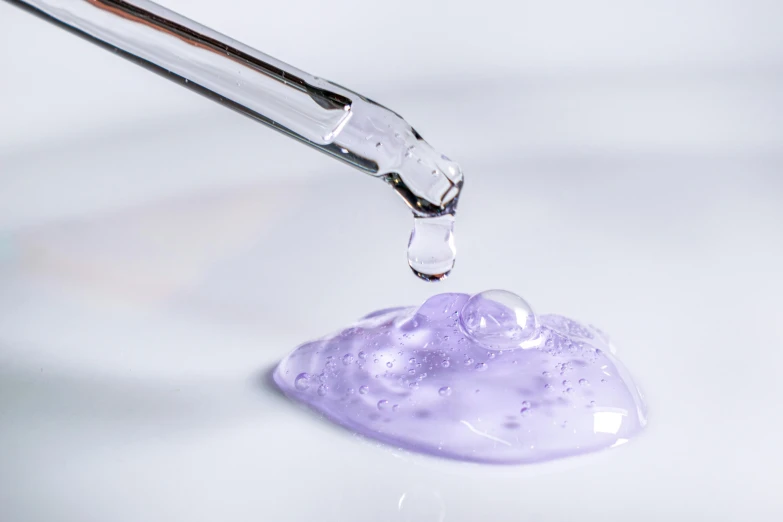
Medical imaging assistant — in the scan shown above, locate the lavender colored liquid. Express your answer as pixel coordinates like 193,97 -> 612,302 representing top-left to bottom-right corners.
274,291 -> 646,464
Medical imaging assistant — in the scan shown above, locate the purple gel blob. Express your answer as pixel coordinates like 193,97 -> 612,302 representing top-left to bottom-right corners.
273,292 -> 647,464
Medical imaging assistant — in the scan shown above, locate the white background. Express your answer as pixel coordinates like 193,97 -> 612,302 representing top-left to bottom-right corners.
1,1 -> 782,521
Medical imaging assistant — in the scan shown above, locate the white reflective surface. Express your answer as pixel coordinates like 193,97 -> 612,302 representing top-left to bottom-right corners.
1,130 -> 781,520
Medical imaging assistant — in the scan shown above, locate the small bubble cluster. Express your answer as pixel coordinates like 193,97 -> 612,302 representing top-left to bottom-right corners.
274,292 -> 647,464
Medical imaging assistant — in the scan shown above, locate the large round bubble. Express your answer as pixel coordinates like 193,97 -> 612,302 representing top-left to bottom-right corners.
459,290 -> 540,349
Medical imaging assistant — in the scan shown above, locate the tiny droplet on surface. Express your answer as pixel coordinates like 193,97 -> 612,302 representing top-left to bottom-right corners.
294,373 -> 310,391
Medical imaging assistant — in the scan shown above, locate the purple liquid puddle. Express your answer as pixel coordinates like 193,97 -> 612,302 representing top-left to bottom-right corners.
273,291 -> 647,464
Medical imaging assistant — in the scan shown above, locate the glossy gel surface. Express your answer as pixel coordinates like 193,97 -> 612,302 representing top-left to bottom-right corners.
274,292 -> 647,464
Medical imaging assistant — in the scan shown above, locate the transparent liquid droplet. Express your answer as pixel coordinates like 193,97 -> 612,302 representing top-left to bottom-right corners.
407,214 -> 456,282
438,386 -> 452,397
